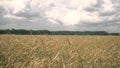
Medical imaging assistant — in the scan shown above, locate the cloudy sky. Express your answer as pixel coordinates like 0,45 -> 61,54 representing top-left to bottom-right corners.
0,0 -> 120,32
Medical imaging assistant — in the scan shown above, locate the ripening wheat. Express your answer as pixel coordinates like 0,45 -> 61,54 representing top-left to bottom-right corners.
0,35 -> 120,68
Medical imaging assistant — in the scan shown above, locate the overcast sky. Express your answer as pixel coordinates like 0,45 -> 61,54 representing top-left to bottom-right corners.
0,0 -> 120,32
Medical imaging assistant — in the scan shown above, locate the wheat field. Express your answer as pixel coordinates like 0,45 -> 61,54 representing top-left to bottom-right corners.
0,35 -> 120,68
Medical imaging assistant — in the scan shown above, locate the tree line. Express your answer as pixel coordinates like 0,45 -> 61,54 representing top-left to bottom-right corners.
0,29 -> 119,35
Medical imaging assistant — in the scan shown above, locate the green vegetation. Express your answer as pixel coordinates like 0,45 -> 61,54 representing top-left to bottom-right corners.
0,29 -> 119,35
0,35 -> 120,68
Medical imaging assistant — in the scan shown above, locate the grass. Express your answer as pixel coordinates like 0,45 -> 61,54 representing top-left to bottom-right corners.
0,35 -> 120,68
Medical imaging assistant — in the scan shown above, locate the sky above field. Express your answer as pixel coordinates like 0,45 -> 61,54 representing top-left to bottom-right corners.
0,0 -> 120,32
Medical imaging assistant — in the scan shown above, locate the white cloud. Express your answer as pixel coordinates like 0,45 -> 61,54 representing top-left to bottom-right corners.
44,0 -> 101,26
0,0 -> 117,24
100,0 -> 115,12
0,0 -> 120,32
59,10 -> 81,26
0,0 -> 29,14
3,14 -> 26,19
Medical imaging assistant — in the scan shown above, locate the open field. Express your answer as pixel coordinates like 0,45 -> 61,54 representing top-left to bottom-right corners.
0,35 -> 120,68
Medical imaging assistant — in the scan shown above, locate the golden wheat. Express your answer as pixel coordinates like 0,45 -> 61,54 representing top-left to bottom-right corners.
0,35 -> 120,68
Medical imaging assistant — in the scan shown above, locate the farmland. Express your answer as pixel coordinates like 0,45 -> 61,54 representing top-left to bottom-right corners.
0,35 -> 120,68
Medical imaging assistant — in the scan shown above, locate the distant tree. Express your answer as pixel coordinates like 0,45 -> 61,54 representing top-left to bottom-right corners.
0,29 -> 119,35
110,33 -> 119,36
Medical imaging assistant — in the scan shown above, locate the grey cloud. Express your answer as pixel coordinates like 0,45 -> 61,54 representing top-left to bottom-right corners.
84,0 -> 120,30
75,24 -> 120,33
0,6 -> 6,16
81,18 -> 120,27
75,15 -> 120,32
14,11 -> 40,19
14,2 -> 46,20
0,6 -> 8,25
85,0 -> 102,12
0,6 -> 4,13
85,7 -> 98,12
0,0 -> 120,32
99,12 -> 115,16
84,22 -> 119,27
85,0 -> 118,16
